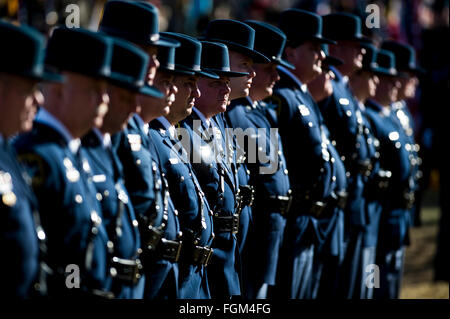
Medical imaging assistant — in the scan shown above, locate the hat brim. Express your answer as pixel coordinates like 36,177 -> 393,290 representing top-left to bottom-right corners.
372,67 -> 397,77
138,84 -> 164,98
311,35 -> 336,45
323,56 -> 343,67
99,27 -> 179,48
194,70 -> 220,79
272,58 -> 296,70
158,66 -> 196,76
203,68 -> 249,78
205,38 -> 271,64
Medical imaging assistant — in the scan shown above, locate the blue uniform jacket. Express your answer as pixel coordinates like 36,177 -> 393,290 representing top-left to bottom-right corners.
149,118 -> 214,299
14,120 -> 110,296
365,99 -> 412,251
81,129 -> 143,298
1,137 -> 41,298
181,110 -> 241,297
112,114 -> 180,299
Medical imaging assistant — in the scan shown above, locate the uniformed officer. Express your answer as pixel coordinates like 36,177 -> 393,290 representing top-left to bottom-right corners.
13,27 -> 113,297
202,19 -> 270,270
381,40 -> 423,228
180,40 -> 249,299
364,50 -> 412,299
99,0 -> 184,299
347,43 -> 389,299
229,20 -> 293,299
265,9 -> 347,299
81,38 -> 166,298
320,12 -> 379,298
149,32 -> 217,299
0,20 -> 60,298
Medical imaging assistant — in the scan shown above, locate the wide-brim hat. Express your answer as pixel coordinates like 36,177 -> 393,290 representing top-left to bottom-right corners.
322,13 -> 372,44
200,41 -> 249,78
161,32 -> 219,79
99,0 -> 178,48
279,9 -> 336,47
372,49 -> 398,77
0,20 -> 64,83
244,20 -> 295,70
202,19 -> 270,64
381,40 -> 425,77
321,43 -> 343,67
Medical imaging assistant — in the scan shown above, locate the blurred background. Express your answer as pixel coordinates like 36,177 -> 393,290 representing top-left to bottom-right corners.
1,0 -> 448,299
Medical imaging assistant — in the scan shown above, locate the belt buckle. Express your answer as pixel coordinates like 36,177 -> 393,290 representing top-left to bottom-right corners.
111,257 -> 142,285
195,246 -> 214,266
310,201 -> 326,218
160,238 -> 183,262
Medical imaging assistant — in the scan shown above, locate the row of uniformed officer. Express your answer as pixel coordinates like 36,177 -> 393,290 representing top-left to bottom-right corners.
1,0 -> 421,299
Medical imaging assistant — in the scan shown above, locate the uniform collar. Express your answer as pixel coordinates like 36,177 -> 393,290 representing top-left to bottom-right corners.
134,113 -> 149,135
277,65 -> 304,90
35,107 -> 81,154
92,128 -> 112,149
156,116 -> 176,139
193,107 -> 211,128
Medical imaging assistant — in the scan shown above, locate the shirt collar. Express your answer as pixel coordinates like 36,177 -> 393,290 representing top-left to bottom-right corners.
156,116 -> 176,139
277,65 -> 304,90
92,128 -> 111,149
134,113 -> 149,135
193,107 -> 211,128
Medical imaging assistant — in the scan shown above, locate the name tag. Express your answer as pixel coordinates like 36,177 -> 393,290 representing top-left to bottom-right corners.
169,158 -> 179,164
339,98 -> 350,105
127,134 -> 142,152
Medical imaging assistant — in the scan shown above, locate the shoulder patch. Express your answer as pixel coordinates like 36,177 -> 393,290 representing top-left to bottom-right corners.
17,153 -> 47,188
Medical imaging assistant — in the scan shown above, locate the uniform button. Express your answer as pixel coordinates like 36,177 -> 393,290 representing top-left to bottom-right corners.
284,169 -> 289,175
356,142 -> 361,148
341,156 -> 346,161
395,142 -> 401,149
96,193 -> 103,201
189,173 -> 192,177
346,172 -> 351,178
308,122 -> 313,127
75,194 -> 83,204
331,140 -> 337,146
346,110 -> 352,117
246,169 -> 250,175
180,176 -> 185,182
278,150 -> 282,156
332,176 -> 336,182
104,190 -> 110,197
331,157 -> 335,163
320,168 -> 325,173
209,164 -> 214,168
132,220 -> 139,227
136,159 -> 141,165
174,210 -> 179,216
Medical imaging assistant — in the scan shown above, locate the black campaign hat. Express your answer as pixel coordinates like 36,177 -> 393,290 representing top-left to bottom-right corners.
359,43 -> 384,74
154,38 -> 194,76
160,32 -> 219,79
0,20 -> 63,82
279,9 -> 336,46
45,27 -> 113,80
200,41 -> 249,77
107,38 -> 163,98
202,19 -> 270,63
380,40 -> 425,76
373,49 -> 398,77
322,13 -> 372,43
99,0 -> 177,48
244,20 -> 295,70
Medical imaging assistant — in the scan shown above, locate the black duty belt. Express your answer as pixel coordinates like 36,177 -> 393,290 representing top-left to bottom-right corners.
256,194 -> 293,217
155,238 -> 183,263
191,246 -> 214,266
213,214 -> 240,234
308,191 -> 348,218
110,257 -> 143,286
141,225 -> 164,251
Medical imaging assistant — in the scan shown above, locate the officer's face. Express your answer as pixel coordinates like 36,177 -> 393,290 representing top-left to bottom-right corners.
307,69 -> 334,102
397,73 -> 418,100
102,84 -> 137,133
0,74 -> 40,137
285,41 -> 324,84
196,76 -> 231,117
249,62 -> 280,101
329,41 -> 364,76
167,75 -> 200,123
228,51 -> 256,100
349,70 -> 378,101
62,72 -> 109,137
138,72 -> 178,123
375,75 -> 400,105
140,45 -> 160,86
